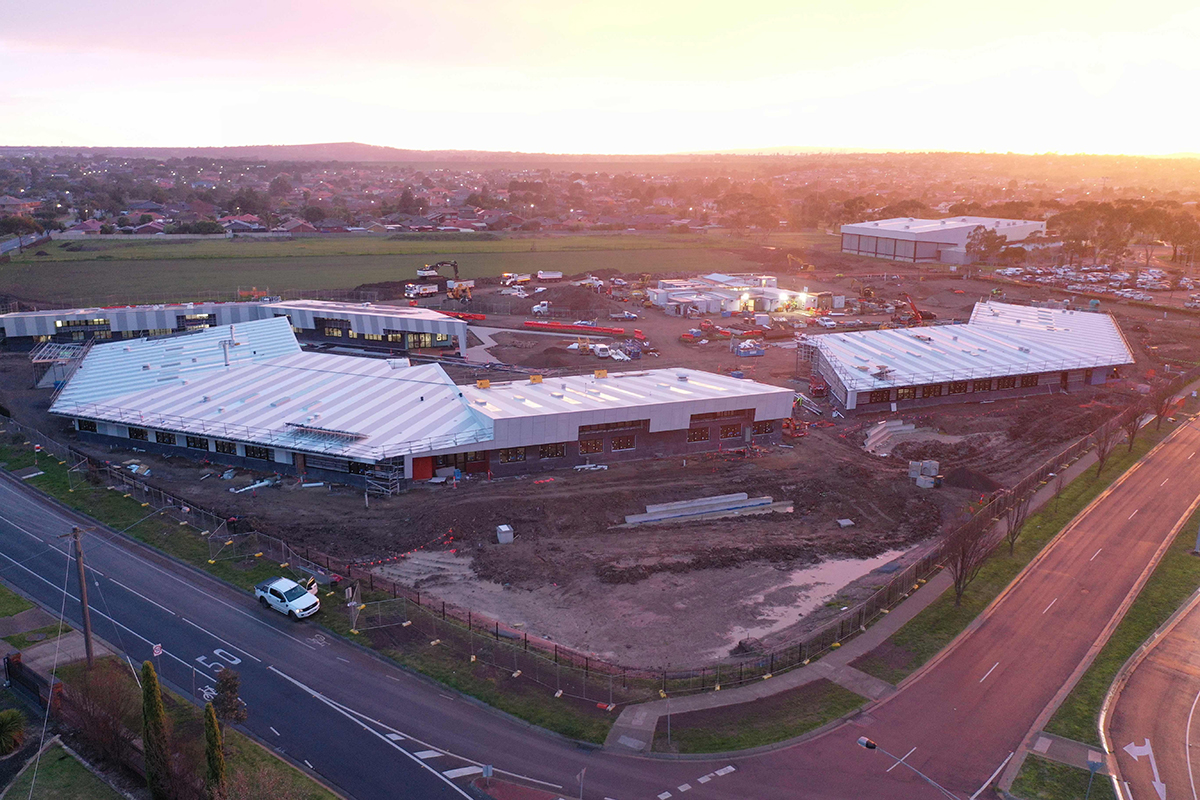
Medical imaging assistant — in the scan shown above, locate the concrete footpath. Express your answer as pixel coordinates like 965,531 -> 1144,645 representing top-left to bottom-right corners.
604,411 -> 1130,754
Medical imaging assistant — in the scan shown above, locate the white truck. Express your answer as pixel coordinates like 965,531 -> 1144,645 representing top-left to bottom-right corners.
532,301 -> 551,315
404,283 -> 439,299
255,577 -> 320,619
537,270 -> 563,282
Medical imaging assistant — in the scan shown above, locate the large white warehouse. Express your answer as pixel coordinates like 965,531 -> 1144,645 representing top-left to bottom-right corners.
840,216 -> 1046,265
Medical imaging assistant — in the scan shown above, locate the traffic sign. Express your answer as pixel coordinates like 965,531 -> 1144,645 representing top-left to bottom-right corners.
152,643 -> 162,657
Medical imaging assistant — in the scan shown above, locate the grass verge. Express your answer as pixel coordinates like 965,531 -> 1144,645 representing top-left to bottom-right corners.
1010,755 -> 1115,800
4,623 -> 72,652
649,679 -> 864,754
1044,505 -> 1200,745
851,420 -> 1180,685
0,581 -> 34,618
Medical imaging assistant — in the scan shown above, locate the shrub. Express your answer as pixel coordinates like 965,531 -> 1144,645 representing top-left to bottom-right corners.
0,709 -> 26,755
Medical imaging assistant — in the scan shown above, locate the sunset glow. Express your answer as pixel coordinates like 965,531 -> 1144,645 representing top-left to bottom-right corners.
3,0 -> 1199,154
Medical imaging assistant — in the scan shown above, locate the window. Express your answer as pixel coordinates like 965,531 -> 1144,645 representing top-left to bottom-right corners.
324,327 -> 343,337
579,438 -> 603,454
691,410 -> 746,424
466,451 -> 485,463
77,419 -> 97,433
752,421 -> 775,435
896,387 -> 916,401
245,445 -> 273,461
127,427 -> 148,441
921,384 -> 943,399
498,447 -> 526,463
948,381 -> 968,395
539,443 -> 566,459
364,333 -> 383,341
348,461 -> 371,475
185,436 -> 209,450
973,379 -> 994,392
409,332 -> 433,348
579,420 -> 647,434
155,431 -> 177,446
687,427 -> 710,443
997,376 -> 1017,390
1020,374 -> 1040,388
214,440 -> 237,455
611,435 -> 635,451
346,330 -> 358,338
719,424 -> 742,440
868,389 -> 891,404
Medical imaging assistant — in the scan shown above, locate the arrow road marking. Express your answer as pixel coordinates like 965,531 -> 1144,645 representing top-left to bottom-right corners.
1124,738 -> 1167,800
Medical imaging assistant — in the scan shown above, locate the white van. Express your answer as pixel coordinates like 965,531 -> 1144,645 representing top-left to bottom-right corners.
593,344 -> 611,358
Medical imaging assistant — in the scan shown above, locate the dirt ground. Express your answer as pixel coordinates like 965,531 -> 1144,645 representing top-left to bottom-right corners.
4,250 -> 1197,668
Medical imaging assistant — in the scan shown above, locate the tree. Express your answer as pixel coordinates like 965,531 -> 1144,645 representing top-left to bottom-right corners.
966,226 -> 1006,264
1154,387 -> 1177,430
1093,421 -> 1117,476
213,667 -> 247,734
301,206 -> 326,224
944,521 -> 991,606
99,223 -> 115,235
204,702 -> 227,800
268,175 -> 292,197
1003,490 -> 1033,555
139,214 -> 153,225
0,215 -> 43,237
141,660 -> 171,800
63,660 -> 140,766
1122,402 -> 1145,452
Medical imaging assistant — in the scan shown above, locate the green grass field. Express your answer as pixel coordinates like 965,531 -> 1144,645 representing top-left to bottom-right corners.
0,582 -> 34,618
7,744 -> 122,800
1010,755 -> 1115,800
0,234 -> 765,304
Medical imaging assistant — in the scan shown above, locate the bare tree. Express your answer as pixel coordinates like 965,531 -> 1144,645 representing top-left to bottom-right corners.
62,660 -> 140,767
1122,402 -> 1145,452
1093,421 -> 1117,476
1003,490 -> 1034,555
1155,388 -> 1177,430
1053,467 -> 1067,511
943,522 -> 992,606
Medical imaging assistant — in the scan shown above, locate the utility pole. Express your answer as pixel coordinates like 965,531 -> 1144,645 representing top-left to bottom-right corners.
60,527 -> 94,669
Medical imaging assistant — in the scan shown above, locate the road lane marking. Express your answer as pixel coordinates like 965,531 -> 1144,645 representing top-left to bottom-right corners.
386,733 -> 404,741
1163,478 -> 1171,486
337,656 -> 350,663
443,766 -> 483,779
304,759 -> 313,769
677,783 -> 691,792
270,726 -> 280,736
715,766 -> 736,776
887,746 -> 916,773
1130,509 -> 1140,520
1091,549 -> 1104,562
180,618 -> 262,663
970,751 -> 1014,800
266,666 -> 562,790
108,578 -> 176,616
697,774 -> 712,783
414,750 -> 443,760
980,662 -> 1000,683
657,793 -> 672,800
1191,452 -> 1196,460
1043,598 -> 1058,614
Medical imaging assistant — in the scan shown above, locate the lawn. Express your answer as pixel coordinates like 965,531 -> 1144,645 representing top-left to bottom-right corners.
0,582 -> 34,619
6,744 -> 122,800
0,234 -> 764,304
1010,755 -> 1115,800
4,623 -> 71,652
851,419 -> 1181,686
650,679 -> 864,754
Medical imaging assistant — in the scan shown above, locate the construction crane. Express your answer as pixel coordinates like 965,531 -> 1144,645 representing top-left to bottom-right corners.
893,293 -> 936,325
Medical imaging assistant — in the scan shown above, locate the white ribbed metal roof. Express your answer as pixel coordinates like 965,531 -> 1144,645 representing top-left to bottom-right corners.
816,301 -> 1134,392
50,317 -> 491,461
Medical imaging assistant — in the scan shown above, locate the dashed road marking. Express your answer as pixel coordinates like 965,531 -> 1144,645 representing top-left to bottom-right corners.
677,783 -> 691,792
1091,548 -> 1103,562
715,766 -> 737,776
269,726 -> 280,736
1162,478 -> 1171,486
336,656 -> 350,663
980,662 -> 999,683
1129,509 -> 1139,520
413,750 -> 443,760
657,793 -> 672,799
443,766 -> 483,779
1043,598 -> 1057,614
697,775 -> 712,783
304,759 -> 313,769
386,733 -> 404,741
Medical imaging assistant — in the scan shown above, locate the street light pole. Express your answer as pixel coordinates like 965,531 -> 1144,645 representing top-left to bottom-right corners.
60,527 -> 94,669
856,737 -> 959,800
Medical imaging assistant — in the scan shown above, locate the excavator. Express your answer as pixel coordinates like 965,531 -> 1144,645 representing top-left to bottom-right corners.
850,278 -> 875,299
447,283 -> 472,303
892,293 -> 936,326
420,260 -> 461,281
786,253 -> 815,272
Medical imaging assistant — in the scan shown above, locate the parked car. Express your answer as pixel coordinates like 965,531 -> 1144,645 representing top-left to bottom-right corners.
255,577 -> 320,619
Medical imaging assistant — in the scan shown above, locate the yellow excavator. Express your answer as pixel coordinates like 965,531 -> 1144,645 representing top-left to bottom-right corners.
786,253 -> 814,272
447,284 -> 472,303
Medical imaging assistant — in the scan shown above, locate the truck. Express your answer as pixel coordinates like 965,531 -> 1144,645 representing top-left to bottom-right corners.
255,577 -> 320,619
404,283 -> 440,299
501,272 -> 531,287
536,271 -> 563,282
532,301 -> 551,315
609,311 -> 638,320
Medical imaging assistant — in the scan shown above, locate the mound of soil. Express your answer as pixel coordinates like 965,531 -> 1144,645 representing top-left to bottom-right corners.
890,435 -> 987,464
942,467 -> 1002,492
526,347 -> 575,368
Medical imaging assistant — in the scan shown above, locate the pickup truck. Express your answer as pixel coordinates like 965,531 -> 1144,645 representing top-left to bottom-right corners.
255,577 -> 320,619
608,311 -> 638,320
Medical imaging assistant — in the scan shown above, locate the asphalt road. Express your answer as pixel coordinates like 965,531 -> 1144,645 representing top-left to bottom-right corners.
1108,589 -> 1200,800
3,418 -> 1200,800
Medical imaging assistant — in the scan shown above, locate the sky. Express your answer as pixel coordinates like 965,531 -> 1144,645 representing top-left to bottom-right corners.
2,0 -> 1198,156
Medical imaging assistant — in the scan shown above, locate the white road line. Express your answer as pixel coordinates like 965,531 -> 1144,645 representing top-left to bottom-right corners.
387,674 -> 400,681
304,759 -> 313,769
443,766 -> 483,779
265,667 -> 473,799
270,726 -> 280,736
657,793 -> 672,800
1191,452 -> 1196,460
970,751 -> 1014,800
697,775 -> 712,783
1043,598 -> 1058,614
266,666 -> 563,789
887,746 -> 916,773
337,656 -> 350,663
677,783 -> 691,792
180,618 -> 262,662
1091,548 -> 1104,562
414,750 -> 443,760
1163,478 -> 1171,486
1187,685 -> 1200,800
715,766 -> 736,776
386,733 -> 405,741
980,662 -> 1000,683
1129,509 -> 1139,520
108,578 -> 177,616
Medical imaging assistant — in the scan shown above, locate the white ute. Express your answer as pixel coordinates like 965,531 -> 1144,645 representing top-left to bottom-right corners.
255,577 -> 320,619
